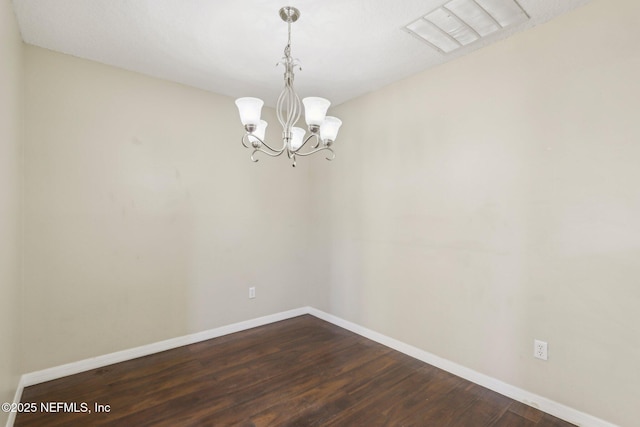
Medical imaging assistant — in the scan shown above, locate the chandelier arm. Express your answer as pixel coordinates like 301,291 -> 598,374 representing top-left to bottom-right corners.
293,145 -> 335,161
251,147 -> 285,162
284,87 -> 293,129
286,86 -> 300,130
277,84 -> 301,133
326,150 -> 336,161
276,88 -> 287,129
242,134 -> 285,154
284,87 -> 293,128
292,90 -> 301,127
291,133 -> 320,154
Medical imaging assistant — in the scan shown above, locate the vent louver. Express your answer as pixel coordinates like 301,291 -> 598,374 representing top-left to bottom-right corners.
404,0 -> 529,53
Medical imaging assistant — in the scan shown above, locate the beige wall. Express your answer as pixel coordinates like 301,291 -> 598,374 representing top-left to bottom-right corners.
320,0 -> 640,425
9,0 -> 639,426
0,0 -> 23,424
22,46 -> 323,372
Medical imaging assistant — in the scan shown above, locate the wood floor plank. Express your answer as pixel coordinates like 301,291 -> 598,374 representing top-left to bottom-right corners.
443,385 -> 513,427
15,315 -> 576,426
491,410 -> 539,427
537,413 -> 580,427
508,401 -> 545,423
246,353 -> 409,426
191,343 -> 393,426
323,365 -> 462,426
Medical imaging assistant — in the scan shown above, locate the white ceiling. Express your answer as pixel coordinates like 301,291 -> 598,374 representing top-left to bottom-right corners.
12,0 -> 591,107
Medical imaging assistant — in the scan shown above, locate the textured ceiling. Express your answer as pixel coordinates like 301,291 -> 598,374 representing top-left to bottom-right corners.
12,0 -> 592,106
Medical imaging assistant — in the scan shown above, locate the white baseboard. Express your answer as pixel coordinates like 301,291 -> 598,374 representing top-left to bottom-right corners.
21,307 -> 307,387
4,376 -> 24,427
6,306 -> 618,427
5,307 -> 307,427
307,307 -> 619,427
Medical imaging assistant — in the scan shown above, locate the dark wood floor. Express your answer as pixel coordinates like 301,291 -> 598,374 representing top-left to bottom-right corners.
16,315 -> 575,426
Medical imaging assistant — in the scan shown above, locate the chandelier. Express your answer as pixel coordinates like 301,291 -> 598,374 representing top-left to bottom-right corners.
234,6 -> 342,167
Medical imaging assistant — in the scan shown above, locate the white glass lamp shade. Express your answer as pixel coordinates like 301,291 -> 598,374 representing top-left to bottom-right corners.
320,116 -> 342,142
248,120 -> 268,144
290,127 -> 306,150
302,97 -> 331,127
235,97 -> 264,126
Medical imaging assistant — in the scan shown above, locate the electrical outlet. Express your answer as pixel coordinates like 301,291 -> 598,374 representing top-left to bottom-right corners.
534,339 -> 548,360
249,287 -> 256,299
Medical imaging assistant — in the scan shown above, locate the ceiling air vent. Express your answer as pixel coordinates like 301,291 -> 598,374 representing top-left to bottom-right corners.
404,0 -> 530,53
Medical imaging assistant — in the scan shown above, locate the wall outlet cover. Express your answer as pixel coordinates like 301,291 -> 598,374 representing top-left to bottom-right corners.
534,339 -> 548,360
